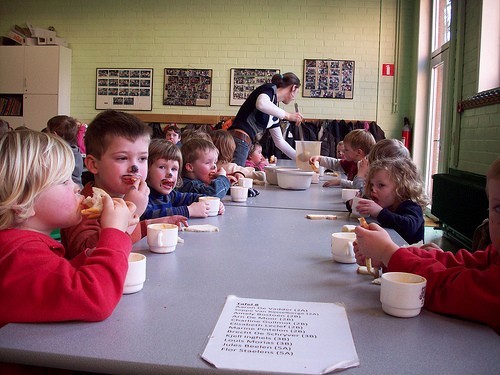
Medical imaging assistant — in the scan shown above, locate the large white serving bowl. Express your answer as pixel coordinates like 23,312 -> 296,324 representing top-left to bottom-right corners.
276,168 -> 314,190
264,165 -> 296,185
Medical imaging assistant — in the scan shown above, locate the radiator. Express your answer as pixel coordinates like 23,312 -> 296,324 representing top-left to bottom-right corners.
431,169 -> 488,249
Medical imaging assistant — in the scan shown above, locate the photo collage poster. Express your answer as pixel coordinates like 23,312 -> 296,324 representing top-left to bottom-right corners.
163,68 -> 212,107
230,68 -> 280,106
95,68 -> 153,110
303,59 -> 354,99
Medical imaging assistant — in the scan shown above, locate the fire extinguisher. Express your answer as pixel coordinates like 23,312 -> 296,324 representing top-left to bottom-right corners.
401,117 -> 411,150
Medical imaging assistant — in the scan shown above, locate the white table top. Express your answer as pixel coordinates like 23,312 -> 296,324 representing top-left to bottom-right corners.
0,205 -> 498,375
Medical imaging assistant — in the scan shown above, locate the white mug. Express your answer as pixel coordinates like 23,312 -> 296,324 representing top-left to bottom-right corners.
123,252 -> 146,294
351,196 -> 366,217
342,188 -> 359,201
380,272 -> 427,318
199,196 -> 220,217
238,177 -> 253,189
230,186 -> 248,202
147,223 -> 178,253
331,232 -> 357,263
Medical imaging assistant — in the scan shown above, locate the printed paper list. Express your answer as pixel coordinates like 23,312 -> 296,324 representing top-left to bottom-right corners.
222,301 -> 318,356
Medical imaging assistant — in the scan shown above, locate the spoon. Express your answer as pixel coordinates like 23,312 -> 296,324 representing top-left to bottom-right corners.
295,103 -> 310,162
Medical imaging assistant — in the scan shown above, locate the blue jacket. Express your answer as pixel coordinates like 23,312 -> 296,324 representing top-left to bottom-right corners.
141,188 -> 202,219
178,175 -> 230,199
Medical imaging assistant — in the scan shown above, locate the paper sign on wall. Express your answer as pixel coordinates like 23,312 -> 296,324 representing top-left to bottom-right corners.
202,295 -> 359,374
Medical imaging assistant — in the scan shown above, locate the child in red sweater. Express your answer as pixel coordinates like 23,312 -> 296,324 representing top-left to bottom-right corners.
354,157 -> 500,333
0,131 -> 137,326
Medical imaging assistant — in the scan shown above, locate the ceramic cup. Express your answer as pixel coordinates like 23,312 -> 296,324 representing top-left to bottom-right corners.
123,252 -> 146,294
380,272 -> 427,318
199,196 -> 220,217
231,186 -> 248,202
238,177 -> 253,189
331,232 -> 357,263
147,223 -> 178,253
342,188 -> 359,201
351,196 -> 365,217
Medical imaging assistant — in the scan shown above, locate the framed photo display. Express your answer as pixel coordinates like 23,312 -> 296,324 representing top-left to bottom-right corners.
230,68 -> 280,106
303,59 -> 354,99
96,68 -> 153,110
163,68 -> 212,107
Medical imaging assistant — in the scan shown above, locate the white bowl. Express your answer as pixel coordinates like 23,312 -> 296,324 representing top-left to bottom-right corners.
276,168 -> 314,190
264,165 -> 296,185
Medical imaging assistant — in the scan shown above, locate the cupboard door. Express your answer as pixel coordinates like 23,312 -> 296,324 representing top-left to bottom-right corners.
0,46 -> 25,93
23,94 -> 59,131
24,47 -> 61,94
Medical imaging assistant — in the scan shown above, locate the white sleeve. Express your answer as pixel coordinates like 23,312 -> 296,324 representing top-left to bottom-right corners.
269,126 -> 296,160
256,93 -> 287,119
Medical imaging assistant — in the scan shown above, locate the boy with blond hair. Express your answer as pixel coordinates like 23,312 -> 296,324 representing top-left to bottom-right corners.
310,129 -> 376,189
179,138 -> 231,201
61,110 -> 187,259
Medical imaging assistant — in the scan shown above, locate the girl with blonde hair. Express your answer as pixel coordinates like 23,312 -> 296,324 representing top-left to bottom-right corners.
0,131 -> 137,325
354,157 -> 429,244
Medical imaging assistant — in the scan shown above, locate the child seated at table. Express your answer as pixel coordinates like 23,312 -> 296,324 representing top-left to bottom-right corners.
354,157 -> 500,333
336,140 -> 345,159
310,129 -> 375,189
211,129 -> 266,187
142,139 -> 211,219
178,137 -> 230,205
245,142 -> 269,171
46,115 -> 84,188
347,138 -> 411,212
164,124 -> 182,146
0,131 -> 137,326
61,110 -> 187,259
354,157 -> 428,244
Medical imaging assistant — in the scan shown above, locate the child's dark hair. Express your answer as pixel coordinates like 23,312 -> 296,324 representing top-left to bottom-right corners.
47,115 -> 78,145
85,110 -> 152,159
181,138 -> 218,171
365,157 -> 429,209
247,142 -> 262,160
164,124 -> 181,136
211,129 -> 235,164
271,72 -> 301,89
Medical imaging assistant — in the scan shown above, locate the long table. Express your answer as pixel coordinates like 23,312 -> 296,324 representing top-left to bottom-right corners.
223,179 -> 348,212
224,158 -> 349,212
0,205 -> 498,374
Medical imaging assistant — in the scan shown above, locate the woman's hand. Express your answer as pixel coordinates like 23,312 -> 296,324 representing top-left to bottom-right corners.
286,112 -> 303,124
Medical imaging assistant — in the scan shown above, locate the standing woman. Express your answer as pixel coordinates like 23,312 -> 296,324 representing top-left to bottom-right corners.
228,72 -> 304,166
